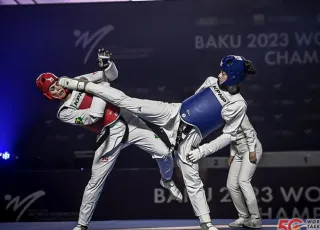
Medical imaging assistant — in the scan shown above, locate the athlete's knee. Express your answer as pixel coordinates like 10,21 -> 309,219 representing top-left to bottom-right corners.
83,184 -> 98,203
160,147 -> 172,157
238,176 -> 251,189
183,174 -> 204,196
161,149 -> 171,157
227,178 -> 239,192
154,153 -> 172,163
152,145 -> 172,158
86,177 -> 99,190
87,169 -> 105,188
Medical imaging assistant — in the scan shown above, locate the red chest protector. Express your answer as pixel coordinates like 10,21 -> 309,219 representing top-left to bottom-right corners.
78,94 -> 121,133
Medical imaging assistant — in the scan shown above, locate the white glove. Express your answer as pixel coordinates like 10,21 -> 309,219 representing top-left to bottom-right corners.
186,148 -> 206,163
58,77 -> 88,92
104,61 -> 118,82
97,48 -> 118,82
98,48 -> 112,68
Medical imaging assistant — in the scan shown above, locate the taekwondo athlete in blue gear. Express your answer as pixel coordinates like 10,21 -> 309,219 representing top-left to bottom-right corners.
179,81 -> 228,140
180,55 -> 248,141
187,55 -> 263,229
57,53 -> 257,230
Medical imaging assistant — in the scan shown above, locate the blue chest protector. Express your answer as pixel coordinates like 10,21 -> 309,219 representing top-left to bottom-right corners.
180,84 -> 229,139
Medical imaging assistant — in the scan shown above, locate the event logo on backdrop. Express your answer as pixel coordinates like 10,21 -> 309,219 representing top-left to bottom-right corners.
73,24 -> 154,64
195,32 -> 319,66
4,190 -> 45,221
154,185 -> 320,219
194,14 -> 320,66
74,24 -> 115,64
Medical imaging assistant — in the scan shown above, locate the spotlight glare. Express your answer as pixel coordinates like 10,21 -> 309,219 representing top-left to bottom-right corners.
1,152 -> 10,160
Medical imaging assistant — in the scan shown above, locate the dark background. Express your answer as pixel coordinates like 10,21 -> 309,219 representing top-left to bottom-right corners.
0,0 -> 319,222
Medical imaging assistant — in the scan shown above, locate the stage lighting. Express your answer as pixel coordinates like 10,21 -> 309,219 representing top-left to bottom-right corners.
0,152 -> 10,160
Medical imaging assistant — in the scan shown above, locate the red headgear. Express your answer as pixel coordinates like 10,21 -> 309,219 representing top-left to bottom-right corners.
36,73 -> 60,100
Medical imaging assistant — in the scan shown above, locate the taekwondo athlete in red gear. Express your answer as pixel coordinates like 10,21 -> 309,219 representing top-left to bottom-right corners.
35,51 -> 182,230
58,54 -> 261,230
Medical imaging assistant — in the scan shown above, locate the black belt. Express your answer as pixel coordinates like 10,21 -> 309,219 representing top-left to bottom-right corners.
171,121 -> 193,152
140,118 -> 193,153
140,118 -> 172,149
95,116 -> 129,149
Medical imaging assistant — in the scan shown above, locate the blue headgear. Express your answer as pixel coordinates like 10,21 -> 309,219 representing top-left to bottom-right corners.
220,55 -> 247,86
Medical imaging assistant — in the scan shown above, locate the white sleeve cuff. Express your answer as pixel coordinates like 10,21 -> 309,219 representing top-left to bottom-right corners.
249,145 -> 256,153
